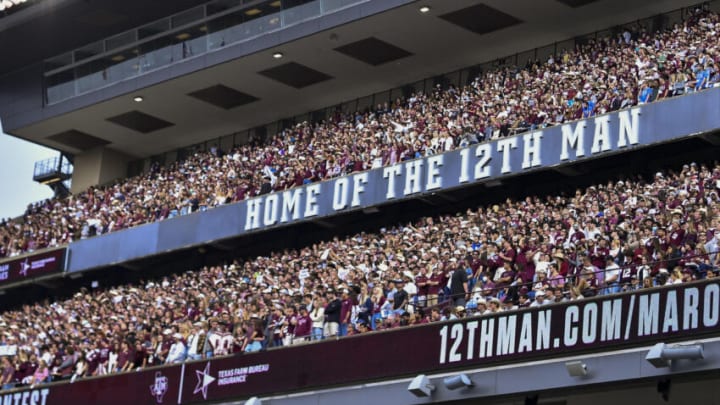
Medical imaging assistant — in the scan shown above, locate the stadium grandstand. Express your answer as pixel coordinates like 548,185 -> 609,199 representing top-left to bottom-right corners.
0,0 -> 719,404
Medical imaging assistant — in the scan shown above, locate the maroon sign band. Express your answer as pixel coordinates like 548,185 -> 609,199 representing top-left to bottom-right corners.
0,249 -> 66,286
7,280 -> 720,405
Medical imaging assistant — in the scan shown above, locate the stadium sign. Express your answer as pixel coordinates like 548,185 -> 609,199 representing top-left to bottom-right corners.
242,109 -> 644,231
9,281 -> 720,404
66,89 -> 720,273
0,248 -> 66,286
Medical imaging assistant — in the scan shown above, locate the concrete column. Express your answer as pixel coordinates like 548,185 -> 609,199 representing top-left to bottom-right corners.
70,147 -> 133,194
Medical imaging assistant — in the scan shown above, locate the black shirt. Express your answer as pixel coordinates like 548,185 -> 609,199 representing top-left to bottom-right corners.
450,268 -> 468,297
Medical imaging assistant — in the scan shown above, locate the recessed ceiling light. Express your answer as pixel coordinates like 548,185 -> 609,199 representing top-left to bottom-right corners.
133,96 -> 144,102
419,6 -> 431,13
272,52 -> 284,59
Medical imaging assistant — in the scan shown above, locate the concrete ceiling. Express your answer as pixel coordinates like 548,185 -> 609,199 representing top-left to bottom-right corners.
0,0 -> 212,76
10,0 -> 704,159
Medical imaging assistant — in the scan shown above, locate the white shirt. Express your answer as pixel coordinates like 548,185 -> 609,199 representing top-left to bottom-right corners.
166,341 -> 187,364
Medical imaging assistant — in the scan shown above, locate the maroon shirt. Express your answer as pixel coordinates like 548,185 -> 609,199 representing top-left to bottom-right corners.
669,229 -> 685,247
116,349 -> 131,370
340,298 -> 353,324
133,348 -> 147,368
427,273 -> 443,295
294,315 -> 312,337
415,275 -> 429,296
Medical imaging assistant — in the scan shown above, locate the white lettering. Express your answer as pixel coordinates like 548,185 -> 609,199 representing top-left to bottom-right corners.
536,310 -> 551,350
351,173 -> 368,207
479,318 -> 494,358
683,288 -> 699,330
403,159 -> 423,196
382,164 -> 403,199
497,137 -> 518,174
244,198 -> 262,231
560,121 -> 586,160
522,132 -> 542,169
280,189 -> 303,223
601,299 -> 622,341
591,115 -> 612,154
564,306 -> 579,346
449,323 -> 463,363
497,315 -> 517,355
439,325 -> 448,364
304,184 -> 321,218
518,313 -> 533,353
617,108 -> 640,148
662,290 -> 679,333
638,293 -> 660,336
332,177 -> 349,211
263,194 -> 279,226
703,284 -> 719,327
426,155 -> 443,190
465,321 -> 478,360
582,303 -> 598,344
475,143 -> 492,179
459,148 -> 471,183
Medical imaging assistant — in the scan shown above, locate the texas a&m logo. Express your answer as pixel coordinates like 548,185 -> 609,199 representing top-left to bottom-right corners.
150,371 -> 169,403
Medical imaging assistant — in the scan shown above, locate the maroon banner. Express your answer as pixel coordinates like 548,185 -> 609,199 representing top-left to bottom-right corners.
1,365 -> 182,405
0,249 -> 65,286
7,280 -> 720,404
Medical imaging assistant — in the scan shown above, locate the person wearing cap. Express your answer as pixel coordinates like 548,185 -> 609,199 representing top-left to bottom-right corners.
186,321 -> 207,361
474,299 -> 489,316
392,279 -> 409,315
323,290 -> 341,338
455,306 -> 466,319
530,291 -> 549,307
166,332 -> 187,364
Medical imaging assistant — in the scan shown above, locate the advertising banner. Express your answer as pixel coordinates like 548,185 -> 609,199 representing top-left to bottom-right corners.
7,281 -> 720,404
0,248 -> 66,286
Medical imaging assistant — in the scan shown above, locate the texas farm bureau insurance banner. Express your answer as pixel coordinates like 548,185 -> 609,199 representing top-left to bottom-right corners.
0,248 -> 66,286
9,280 -> 720,405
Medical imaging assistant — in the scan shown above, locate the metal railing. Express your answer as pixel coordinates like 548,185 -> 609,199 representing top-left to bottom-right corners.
43,0 -> 367,104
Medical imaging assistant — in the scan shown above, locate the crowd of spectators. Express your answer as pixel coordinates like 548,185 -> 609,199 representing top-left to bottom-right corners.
1,7 -> 719,258
0,157 -> 718,389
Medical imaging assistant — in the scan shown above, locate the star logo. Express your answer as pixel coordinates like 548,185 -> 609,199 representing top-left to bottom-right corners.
19,260 -> 30,277
193,362 -> 216,399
